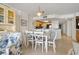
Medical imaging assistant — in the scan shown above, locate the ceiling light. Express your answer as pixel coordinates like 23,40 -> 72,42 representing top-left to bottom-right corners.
37,12 -> 42,16
36,6 -> 44,16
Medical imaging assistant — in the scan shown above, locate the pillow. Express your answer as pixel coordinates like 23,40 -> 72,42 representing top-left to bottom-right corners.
0,39 -> 8,48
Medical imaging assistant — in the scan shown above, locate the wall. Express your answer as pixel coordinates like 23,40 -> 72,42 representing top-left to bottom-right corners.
62,17 -> 76,40
21,12 -> 28,31
15,11 -> 21,32
15,10 -> 28,32
66,20 -> 72,37
62,21 -> 67,34
71,17 -> 76,40
27,16 -> 34,31
66,18 -> 76,40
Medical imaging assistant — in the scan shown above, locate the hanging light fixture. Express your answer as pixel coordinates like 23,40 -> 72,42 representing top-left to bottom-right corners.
36,6 -> 44,16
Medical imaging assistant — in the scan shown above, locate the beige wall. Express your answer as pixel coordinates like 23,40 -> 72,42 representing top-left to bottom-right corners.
15,10 -> 28,32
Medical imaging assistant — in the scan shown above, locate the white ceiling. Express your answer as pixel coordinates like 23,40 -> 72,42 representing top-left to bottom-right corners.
6,3 -> 79,16
5,3 -> 79,24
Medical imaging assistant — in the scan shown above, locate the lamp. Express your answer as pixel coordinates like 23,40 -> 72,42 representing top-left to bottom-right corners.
36,6 -> 44,16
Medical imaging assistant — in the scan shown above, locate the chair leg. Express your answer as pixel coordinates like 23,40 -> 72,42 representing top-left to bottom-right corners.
35,42 -> 37,51
26,41 -> 29,48
32,42 -> 34,49
42,43 -> 43,52
53,43 -> 56,53
45,42 -> 48,53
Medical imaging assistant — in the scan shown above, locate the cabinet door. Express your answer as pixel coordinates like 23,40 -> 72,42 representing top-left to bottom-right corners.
0,5 -> 5,24
76,30 -> 79,42
7,9 -> 15,24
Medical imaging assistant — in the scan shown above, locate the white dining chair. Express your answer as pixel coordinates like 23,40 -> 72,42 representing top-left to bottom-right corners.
47,30 -> 57,53
33,31 -> 44,52
25,31 -> 35,49
34,34 -> 45,52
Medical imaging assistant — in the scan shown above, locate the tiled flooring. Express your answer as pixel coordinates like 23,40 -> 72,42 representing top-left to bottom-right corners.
21,35 -> 73,55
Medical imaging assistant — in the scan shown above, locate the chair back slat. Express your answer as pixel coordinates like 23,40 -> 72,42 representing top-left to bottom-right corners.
34,34 -> 43,41
25,31 -> 34,41
34,31 -> 43,35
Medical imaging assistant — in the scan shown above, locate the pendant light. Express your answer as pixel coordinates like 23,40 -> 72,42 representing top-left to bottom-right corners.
36,6 -> 44,16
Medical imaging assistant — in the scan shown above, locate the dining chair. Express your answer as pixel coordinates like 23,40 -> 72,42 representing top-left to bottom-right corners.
47,30 -> 57,53
34,31 -> 45,52
25,31 -> 35,49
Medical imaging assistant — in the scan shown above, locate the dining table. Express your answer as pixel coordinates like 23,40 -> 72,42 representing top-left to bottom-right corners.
25,30 -> 50,53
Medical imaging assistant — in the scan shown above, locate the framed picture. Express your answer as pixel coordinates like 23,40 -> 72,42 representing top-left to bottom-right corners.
21,19 -> 27,26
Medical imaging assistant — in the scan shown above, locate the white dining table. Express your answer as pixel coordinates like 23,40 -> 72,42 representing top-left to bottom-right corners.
25,30 -> 49,53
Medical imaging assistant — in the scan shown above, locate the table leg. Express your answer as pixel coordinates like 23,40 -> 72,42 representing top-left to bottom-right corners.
45,36 -> 48,53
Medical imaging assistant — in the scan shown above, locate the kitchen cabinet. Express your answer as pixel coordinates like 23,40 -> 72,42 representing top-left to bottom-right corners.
0,4 -> 16,32
76,29 -> 79,42
76,16 -> 79,42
